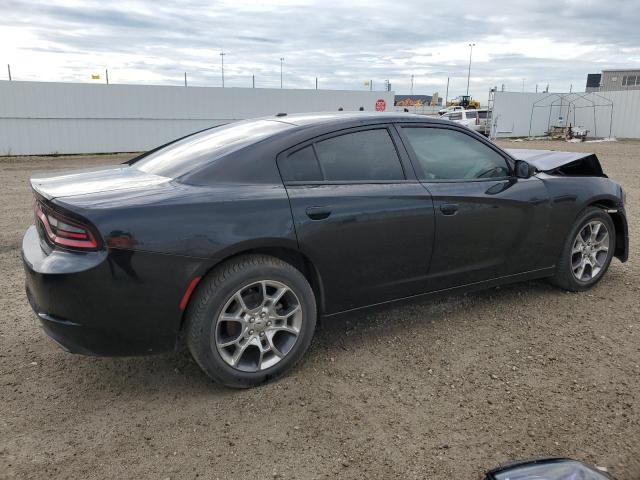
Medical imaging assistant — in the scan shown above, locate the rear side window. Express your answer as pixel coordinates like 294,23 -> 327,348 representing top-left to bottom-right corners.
477,111 -> 488,119
278,146 -> 322,182
448,112 -> 462,121
402,127 -> 509,180
314,129 -> 404,181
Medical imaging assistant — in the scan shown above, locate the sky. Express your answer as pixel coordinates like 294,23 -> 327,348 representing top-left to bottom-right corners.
1,0 -> 639,100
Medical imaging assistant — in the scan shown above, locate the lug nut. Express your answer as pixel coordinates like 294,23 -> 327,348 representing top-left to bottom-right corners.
249,330 -> 254,335
266,321 -> 272,326
259,332 -> 265,337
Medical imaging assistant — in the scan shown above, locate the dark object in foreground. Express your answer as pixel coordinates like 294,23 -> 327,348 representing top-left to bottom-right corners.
23,112 -> 628,387
486,457 -> 613,480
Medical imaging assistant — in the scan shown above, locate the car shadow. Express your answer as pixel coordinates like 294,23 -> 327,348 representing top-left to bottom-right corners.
312,279 -> 556,351
65,278 -> 557,400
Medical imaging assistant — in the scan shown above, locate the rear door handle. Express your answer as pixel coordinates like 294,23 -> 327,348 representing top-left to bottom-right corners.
440,203 -> 459,215
305,206 -> 332,220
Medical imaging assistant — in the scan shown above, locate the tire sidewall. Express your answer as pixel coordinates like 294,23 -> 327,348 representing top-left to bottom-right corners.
191,258 -> 316,387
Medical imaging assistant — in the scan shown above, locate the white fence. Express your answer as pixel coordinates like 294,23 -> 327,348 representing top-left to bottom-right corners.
392,105 -> 441,116
492,90 -> 640,138
0,81 -> 395,155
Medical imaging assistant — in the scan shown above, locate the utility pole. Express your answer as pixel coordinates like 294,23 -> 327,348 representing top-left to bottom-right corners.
445,77 -> 450,105
569,84 -> 573,93
220,51 -> 226,87
280,57 -> 284,88
315,77 -> 318,90
252,74 -> 255,88
536,84 -> 538,93
466,43 -> 475,96
105,68 -> 109,84
7,64 -> 11,81
184,72 -> 187,87
370,80 -> 373,91
410,74 -> 414,95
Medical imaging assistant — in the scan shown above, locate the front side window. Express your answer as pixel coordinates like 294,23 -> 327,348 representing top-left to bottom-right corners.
313,129 -> 404,181
402,127 -> 510,180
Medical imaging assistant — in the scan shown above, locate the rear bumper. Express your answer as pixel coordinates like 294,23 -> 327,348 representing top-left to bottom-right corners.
22,225 -> 204,356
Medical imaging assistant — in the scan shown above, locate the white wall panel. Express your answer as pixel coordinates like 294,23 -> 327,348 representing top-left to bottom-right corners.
492,90 -> 640,138
0,81 -> 395,155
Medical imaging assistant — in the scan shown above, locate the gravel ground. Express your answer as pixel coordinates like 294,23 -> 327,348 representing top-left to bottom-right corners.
1,140 -> 638,480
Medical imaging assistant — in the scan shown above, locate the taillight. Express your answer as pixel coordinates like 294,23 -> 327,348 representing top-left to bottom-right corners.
35,203 -> 98,250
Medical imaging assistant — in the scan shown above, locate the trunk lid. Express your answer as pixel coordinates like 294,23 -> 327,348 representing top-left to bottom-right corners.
31,165 -> 170,200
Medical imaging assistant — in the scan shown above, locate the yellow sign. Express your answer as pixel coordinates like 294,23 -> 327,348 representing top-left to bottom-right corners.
91,74 -> 100,80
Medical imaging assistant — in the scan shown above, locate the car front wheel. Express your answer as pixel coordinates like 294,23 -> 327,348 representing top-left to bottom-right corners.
185,254 -> 317,388
551,207 -> 616,292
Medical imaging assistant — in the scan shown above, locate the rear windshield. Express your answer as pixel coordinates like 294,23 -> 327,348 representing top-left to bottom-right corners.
134,119 -> 291,178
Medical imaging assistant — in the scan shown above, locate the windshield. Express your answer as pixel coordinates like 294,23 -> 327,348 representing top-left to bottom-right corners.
134,119 -> 292,178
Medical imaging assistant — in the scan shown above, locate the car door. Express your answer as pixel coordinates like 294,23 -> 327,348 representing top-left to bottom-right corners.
397,124 -> 551,290
277,125 -> 436,313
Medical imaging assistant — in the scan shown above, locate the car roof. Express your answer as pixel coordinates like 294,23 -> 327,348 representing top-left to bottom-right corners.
269,111 -> 433,127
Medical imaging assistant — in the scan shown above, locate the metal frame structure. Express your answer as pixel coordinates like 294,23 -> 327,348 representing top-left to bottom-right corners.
528,92 -> 613,138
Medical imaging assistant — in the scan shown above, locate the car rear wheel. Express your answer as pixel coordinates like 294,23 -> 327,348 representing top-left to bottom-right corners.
185,254 -> 317,388
550,207 -> 615,292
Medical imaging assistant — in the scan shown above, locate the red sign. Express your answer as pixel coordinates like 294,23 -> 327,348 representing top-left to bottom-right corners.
375,99 -> 386,112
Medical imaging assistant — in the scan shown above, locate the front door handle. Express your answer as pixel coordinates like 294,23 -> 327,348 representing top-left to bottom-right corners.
305,206 -> 332,220
440,203 -> 459,215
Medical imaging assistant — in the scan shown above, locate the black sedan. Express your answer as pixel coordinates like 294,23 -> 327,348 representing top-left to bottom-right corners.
23,112 -> 629,388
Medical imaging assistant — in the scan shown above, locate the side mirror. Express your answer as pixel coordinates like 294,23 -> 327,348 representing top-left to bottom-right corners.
485,458 -> 613,480
515,160 -> 535,179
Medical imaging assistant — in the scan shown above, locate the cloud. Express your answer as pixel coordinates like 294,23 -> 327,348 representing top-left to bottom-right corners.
1,0 -> 639,97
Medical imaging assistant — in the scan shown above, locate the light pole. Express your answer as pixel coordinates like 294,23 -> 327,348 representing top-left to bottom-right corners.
466,43 -> 475,96
280,57 -> 284,89
220,51 -> 226,87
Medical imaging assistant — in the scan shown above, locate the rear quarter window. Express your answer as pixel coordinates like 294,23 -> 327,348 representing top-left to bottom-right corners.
278,146 -> 322,182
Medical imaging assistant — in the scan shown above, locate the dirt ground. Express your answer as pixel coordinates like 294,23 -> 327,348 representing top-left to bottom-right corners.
1,140 -> 638,480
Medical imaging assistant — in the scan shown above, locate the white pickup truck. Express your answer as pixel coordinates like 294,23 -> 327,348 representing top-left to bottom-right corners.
438,105 -> 465,116
440,108 -> 489,136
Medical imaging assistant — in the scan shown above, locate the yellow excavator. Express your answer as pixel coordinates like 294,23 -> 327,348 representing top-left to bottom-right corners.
446,95 -> 480,109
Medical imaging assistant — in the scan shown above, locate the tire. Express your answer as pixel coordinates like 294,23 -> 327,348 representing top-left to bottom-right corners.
550,207 -> 616,292
185,254 -> 317,388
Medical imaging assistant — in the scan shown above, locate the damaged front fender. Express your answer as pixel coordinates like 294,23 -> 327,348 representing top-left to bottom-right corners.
506,149 -> 606,177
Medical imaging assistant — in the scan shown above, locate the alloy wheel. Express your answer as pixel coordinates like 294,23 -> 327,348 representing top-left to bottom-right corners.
571,220 -> 610,282
214,280 -> 303,372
